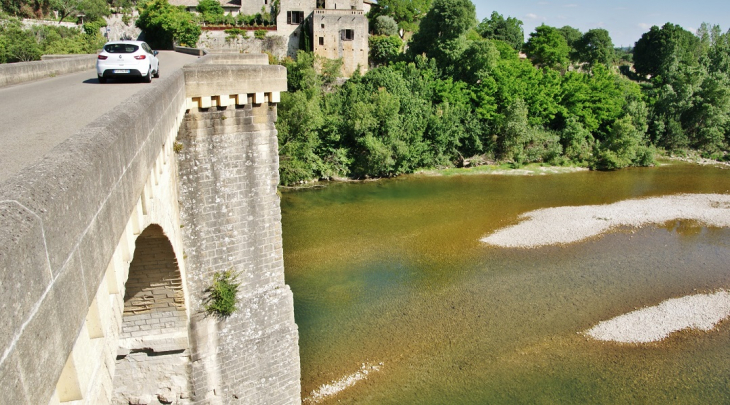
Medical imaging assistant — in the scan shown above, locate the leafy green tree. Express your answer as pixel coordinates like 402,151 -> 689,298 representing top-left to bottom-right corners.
575,28 -> 614,67
374,15 -> 399,36
370,35 -> 402,65
475,11 -> 523,50
633,23 -> 701,78
369,0 -> 431,33
196,0 -> 223,23
558,25 -> 582,60
523,25 -> 570,69
136,0 -> 200,48
408,0 -> 476,73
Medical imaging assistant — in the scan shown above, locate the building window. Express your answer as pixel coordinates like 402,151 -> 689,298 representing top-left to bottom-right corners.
321,24 -> 325,29
319,37 -> 324,46
341,29 -> 354,41
316,0 -> 325,9
287,11 -> 305,24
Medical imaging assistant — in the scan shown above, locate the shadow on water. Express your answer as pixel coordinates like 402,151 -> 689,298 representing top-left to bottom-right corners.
281,163 -> 730,404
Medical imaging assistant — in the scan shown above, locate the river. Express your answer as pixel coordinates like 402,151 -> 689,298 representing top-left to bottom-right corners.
280,162 -> 730,404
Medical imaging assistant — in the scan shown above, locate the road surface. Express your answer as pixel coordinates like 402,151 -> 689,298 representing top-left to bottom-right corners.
0,51 -> 199,183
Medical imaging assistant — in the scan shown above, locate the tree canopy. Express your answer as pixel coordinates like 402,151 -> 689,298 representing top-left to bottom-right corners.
368,0 -> 432,33
575,28 -> 614,67
633,23 -> 701,78
136,0 -> 200,48
476,11 -> 523,50
523,25 -> 570,69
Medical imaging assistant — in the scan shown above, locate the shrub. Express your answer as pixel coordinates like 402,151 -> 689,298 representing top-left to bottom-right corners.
205,270 -> 240,318
254,29 -> 267,39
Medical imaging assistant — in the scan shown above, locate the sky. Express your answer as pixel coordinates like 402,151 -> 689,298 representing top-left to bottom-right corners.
471,0 -> 730,48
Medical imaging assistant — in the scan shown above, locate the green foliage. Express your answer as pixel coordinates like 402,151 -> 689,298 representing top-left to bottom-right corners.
475,11 -> 523,51
205,270 -> 240,318
524,25 -> 570,69
575,28 -> 614,67
196,0 -> 222,18
374,15 -> 399,36
0,17 -> 104,63
558,25 -> 582,60
224,27 -> 248,39
368,0 -> 431,33
254,28 -> 266,39
136,0 -> 200,48
370,34 -> 402,65
633,23 -> 701,78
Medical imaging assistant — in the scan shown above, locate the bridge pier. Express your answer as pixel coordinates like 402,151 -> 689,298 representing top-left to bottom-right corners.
175,58 -> 300,404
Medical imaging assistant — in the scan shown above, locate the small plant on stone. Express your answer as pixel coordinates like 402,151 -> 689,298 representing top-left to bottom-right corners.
205,269 -> 240,318
173,142 -> 184,154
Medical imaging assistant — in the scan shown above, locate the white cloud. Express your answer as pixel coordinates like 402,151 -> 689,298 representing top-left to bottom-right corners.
638,23 -> 652,30
525,13 -> 547,21
562,3 -> 578,7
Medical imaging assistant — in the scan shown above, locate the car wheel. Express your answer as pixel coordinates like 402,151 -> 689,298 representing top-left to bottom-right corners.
153,64 -> 160,78
98,77 -> 107,83
144,68 -> 152,83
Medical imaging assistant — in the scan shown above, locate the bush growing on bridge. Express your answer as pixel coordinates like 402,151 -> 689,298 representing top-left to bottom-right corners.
205,269 -> 240,318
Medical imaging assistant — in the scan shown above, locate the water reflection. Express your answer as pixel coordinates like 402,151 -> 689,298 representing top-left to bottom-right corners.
281,162 -> 730,404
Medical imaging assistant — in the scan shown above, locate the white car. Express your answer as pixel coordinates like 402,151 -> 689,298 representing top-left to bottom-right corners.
96,41 -> 160,83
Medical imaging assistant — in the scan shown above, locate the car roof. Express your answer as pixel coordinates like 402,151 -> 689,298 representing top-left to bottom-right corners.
104,41 -> 147,46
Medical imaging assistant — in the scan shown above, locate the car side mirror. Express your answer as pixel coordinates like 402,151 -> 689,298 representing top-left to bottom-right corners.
153,50 -> 158,56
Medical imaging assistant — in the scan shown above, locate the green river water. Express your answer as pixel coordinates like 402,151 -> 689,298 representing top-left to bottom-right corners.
280,162 -> 730,404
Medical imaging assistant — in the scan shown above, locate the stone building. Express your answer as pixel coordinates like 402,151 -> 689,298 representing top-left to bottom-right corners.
193,0 -> 370,76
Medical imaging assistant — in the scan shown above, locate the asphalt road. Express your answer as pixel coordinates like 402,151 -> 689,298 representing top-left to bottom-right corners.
0,51 -> 199,183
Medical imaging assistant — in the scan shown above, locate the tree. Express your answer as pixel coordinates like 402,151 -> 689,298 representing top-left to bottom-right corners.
370,35 -> 402,65
633,23 -> 701,78
374,15 -> 399,36
575,28 -> 614,67
558,25 -> 582,51
136,0 -> 200,48
50,0 -> 81,22
523,25 -> 570,69
196,0 -> 223,23
408,0 -> 476,68
475,11 -> 523,50
368,0 -> 432,33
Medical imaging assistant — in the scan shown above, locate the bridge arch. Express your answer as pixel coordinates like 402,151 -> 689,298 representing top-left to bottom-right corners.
112,224 -> 191,405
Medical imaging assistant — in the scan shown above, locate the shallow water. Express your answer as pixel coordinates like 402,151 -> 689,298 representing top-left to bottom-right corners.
280,162 -> 730,404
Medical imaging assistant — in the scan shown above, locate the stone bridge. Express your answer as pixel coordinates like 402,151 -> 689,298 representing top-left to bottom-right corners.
0,54 -> 301,405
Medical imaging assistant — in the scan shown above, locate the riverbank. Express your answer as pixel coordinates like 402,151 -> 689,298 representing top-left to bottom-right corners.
481,193 -> 730,248
585,290 -> 730,343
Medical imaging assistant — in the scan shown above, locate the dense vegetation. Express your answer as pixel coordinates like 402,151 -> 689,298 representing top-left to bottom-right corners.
0,17 -> 106,62
276,0 -> 730,185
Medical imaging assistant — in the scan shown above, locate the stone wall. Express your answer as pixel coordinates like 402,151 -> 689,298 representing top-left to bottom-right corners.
197,31 -> 288,59
176,58 -> 300,404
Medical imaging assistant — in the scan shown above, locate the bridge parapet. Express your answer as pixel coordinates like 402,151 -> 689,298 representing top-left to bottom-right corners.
183,54 -> 286,109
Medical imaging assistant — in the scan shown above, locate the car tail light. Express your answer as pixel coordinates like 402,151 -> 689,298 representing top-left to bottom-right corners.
97,55 -> 107,60
134,55 -> 146,60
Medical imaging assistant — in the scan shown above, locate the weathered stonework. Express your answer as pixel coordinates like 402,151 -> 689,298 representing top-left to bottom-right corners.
113,226 -> 191,405
176,66 -> 300,404
0,54 -> 299,405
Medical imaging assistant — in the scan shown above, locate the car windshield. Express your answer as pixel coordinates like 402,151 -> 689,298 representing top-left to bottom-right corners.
104,44 -> 139,53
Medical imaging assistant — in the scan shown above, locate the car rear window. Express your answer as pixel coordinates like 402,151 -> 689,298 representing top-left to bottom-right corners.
104,44 -> 139,53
